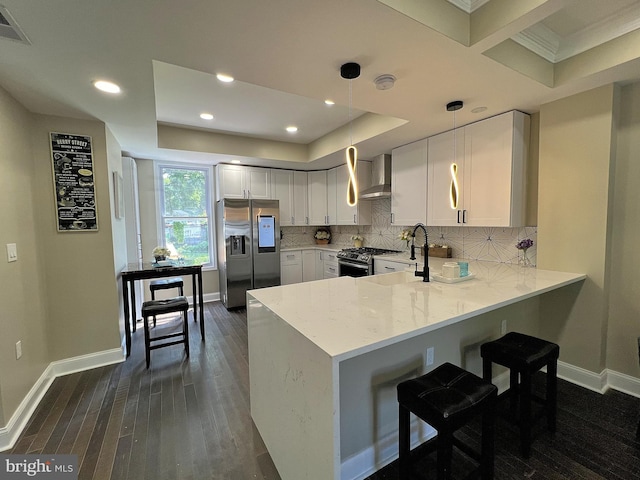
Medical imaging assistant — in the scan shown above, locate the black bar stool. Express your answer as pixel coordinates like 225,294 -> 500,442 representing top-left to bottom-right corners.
149,277 -> 184,326
397,362 -> 497,480
141,296 -> 189,369
481,332 -> 559,458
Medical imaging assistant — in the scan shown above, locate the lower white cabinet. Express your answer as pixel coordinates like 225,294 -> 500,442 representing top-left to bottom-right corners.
302,249 -> 316,282
323,250 -> 339,279
373,258 -> 409,275
281,250 -> 302,285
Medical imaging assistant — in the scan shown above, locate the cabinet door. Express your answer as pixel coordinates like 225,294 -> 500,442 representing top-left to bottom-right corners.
293,171 -> 308,225
326,168 -> 337,225
281,251 -> 302,285
246,167 -> 271,199
271,170 -> 294,226
427,129 -> 465,226
308,170 -> 328,225
373,258 -> 407,275
302,250 -> 316,282
217,165 -> 246,199
315,250 -> 324,280
464,111 -> 526,227
391,139 -> 428,225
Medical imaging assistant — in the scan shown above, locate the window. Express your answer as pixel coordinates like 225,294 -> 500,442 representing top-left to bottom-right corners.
157,164 -> 215,267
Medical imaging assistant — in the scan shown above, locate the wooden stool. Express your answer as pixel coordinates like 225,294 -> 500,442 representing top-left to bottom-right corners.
481,332 -> 559,458
141,296 -> 189,369
149,277 -> 184,326
397,362 -> 497,480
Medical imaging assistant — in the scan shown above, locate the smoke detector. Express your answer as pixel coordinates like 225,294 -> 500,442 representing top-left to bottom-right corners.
374,74 -> 396,90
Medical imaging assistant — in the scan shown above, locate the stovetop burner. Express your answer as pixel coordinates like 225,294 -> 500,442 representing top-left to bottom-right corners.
337,247 -> 401,264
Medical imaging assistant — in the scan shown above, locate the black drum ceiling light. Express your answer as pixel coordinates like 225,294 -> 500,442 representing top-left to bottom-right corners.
341,62 -> 361,207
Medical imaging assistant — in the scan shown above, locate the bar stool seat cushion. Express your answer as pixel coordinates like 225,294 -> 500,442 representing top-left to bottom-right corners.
398,362 -> 497,430
480,332 -> 559,371
142,296 -> 188,316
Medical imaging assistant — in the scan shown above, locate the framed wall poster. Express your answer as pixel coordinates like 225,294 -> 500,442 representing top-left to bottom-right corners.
113,171 -> 124,219
50,132 -> 98,231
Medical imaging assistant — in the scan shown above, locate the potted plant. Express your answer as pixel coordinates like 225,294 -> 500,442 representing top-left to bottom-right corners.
152,246 -> 171,263
314,228 -> 331,245
351,234 -> 364,248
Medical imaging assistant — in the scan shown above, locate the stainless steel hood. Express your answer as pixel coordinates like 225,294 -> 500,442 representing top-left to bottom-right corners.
359,154 -> 391,199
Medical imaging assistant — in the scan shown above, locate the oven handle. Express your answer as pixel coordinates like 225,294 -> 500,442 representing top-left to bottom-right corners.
338,258 -> 371,271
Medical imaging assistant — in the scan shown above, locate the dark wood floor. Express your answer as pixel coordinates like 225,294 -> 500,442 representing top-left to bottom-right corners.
7,302 -> 640,479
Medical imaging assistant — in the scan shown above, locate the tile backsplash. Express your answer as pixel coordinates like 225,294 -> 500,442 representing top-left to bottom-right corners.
281,198 -> 537,266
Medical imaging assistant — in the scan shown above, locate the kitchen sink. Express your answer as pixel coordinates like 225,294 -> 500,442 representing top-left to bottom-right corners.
361,271 -> 424,286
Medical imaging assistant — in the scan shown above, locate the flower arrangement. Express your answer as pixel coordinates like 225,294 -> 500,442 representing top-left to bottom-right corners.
351,234 -> 363,241
516,238 -> 534,250
399,229 -> 413,248
152,246 -> 171,261
314,229 -> 331,240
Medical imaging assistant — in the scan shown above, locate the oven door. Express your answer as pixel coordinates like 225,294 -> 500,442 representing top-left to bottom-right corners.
338,258 -> 372,277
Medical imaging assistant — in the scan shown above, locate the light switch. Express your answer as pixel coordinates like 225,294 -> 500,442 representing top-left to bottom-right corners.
7,243 -> 17,262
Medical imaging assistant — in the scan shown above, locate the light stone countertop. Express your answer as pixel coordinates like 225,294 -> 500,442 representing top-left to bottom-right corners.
247,259 -> 586,362
280,245 -> 342,253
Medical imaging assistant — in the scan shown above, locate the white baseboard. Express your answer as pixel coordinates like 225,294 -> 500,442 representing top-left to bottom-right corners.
605,369 -> 640,398
556,360 -> 608,393
0,348 -> 125,452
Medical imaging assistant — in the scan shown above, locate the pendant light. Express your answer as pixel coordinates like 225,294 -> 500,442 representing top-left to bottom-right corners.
341,62 -> 361,207
446,100 -> 463,210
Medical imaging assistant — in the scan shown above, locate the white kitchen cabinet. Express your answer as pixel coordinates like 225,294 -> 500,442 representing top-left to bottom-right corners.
391,139 -> 428,225
302,249 -> 316,282
334,162 -> 372,225
271,170 -> 308,226
281,250 -> 303,285
327,168 -> 337,225
293,171 -> 308,226
427,110 -> 529,227
308,170 -> 329,225
216,164 -> 271,200
271,169 -> 294,226
373,258 -> 410,275
322,250 -> 339,279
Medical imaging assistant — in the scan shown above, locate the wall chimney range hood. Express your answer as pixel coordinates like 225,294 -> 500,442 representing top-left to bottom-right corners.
359,154 -> 391,199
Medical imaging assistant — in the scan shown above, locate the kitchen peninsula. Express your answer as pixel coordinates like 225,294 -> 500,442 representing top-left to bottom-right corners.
248,259 -> 585,480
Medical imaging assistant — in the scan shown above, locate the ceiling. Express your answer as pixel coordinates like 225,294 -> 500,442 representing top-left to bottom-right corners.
1,0 -> 639,170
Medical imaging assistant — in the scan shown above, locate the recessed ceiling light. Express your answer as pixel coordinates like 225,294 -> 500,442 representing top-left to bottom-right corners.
471,106 -> 487,114
200,113 -> 214,120
325,99 -> 335,105
286,126 -> 298,133
231,159 -> 241,164
216,73 -> 234,83
93,80 -> 121,94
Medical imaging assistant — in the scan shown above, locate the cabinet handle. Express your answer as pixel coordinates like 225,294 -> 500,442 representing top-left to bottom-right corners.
247,190 -> 251,198
287,254 -> 295,259
391,213 -> 394,224
457,210 -> 461,224
328,267 -> 336,272
385,266 -> 395,270
291,216 -> 294,224
463,210 -> 467,223
306,216 -> 309,225
353,214 -> 357,224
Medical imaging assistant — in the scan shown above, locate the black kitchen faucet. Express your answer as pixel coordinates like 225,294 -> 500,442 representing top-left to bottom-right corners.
409,223 -> 429,282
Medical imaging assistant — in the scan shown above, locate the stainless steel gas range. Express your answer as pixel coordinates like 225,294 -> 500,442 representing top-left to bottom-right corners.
337,247 -> 401,277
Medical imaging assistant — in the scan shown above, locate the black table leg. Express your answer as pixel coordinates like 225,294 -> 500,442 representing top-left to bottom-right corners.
130,279 -> 137,332
122,277 -> 131,357
198,270 -> 204,339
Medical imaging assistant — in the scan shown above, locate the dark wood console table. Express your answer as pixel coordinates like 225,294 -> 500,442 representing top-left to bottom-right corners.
121,262 -> 204,357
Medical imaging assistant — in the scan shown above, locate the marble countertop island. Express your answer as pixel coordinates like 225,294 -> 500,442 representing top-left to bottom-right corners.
248,260 -> 585,480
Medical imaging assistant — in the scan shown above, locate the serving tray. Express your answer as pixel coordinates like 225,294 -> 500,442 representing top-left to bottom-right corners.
431,272 -> 476,284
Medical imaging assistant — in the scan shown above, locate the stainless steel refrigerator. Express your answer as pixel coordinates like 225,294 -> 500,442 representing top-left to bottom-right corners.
216,198 -> 281,309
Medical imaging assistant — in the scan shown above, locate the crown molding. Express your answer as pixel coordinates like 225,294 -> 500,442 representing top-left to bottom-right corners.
447,0 -> 490,14
512,23 -> 560,63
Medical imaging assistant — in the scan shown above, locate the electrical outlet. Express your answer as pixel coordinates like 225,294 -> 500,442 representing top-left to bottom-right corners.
426,347 -> 434,366
7,243 -> 17,263
501,319 -> 507,335
16,341 -> 22,360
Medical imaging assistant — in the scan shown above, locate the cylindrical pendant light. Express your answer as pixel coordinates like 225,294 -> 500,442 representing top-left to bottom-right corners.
341,62 -> 361,207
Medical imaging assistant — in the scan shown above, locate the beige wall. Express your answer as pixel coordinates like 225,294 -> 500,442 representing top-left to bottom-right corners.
537,84 -> 618,373
607,81 -> 640,377
31,115 -> 122,361
0,87 -> 50,425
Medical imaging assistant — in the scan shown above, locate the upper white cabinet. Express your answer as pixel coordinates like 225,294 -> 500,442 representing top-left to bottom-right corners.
327,168 -> 337,225
334,162 -> 372,225
391,139 -> 428,226
293,171 -> 308,225
216,164 -> 271,200
271,169 -> 294,226
308,170 -> 329,225
427,111 -> 530,227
